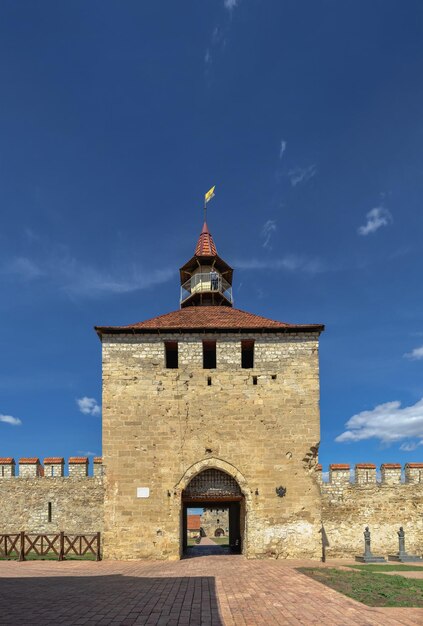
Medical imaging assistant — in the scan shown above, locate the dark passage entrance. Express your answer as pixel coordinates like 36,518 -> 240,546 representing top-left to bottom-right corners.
182,469 -> 244,557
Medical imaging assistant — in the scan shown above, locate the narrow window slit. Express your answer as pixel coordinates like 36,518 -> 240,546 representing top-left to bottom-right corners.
271,374 -> 277,380
48,502 -> 52,523
165,341 -> 178,369
203,341 -> 216,369
241,340 -> 254,369
207,376 -> 212,386
253,376 -> 258,385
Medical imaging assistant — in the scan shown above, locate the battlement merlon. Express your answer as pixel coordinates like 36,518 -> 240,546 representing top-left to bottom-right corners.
315,463 -> 423,486
0,457 -> 103,478
0,458 -> 15,478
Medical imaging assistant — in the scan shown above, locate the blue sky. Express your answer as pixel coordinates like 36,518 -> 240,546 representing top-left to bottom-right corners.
1,0 -> 423,473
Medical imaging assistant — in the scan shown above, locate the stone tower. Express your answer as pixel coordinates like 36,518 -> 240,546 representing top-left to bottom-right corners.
96,217 -> 324,560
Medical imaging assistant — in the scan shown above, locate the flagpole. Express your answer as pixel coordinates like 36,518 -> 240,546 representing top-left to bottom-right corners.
204,198 -> 207,223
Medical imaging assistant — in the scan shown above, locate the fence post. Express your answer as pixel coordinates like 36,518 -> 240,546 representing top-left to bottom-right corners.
59,531 -> 64,561
19,531 -> 25,562
96,532 -> 101,561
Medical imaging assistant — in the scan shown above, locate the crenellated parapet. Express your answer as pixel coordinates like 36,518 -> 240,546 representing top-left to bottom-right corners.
316,462 -> 423,501
0,457 -> 103,478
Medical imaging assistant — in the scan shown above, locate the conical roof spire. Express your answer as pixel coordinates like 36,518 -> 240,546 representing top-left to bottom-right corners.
194,221 -> 217,257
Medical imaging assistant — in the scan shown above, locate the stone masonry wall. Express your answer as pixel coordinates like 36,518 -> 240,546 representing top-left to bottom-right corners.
319,464 -> 423,558
0,458 -> 104,533
201,507 -> 229,537
102,331 -> 322,560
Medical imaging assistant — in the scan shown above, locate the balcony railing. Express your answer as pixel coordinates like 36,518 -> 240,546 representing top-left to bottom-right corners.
180,272 -> 233,305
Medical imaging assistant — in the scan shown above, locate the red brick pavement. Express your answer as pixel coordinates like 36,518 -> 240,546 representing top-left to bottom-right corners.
0,557 -> 421,625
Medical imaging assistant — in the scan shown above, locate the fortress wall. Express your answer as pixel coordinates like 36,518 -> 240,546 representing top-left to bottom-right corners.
0,457 -> 104,533
1,457 -> 422,559
318,464 -> 423,557
0,478 -> 104,534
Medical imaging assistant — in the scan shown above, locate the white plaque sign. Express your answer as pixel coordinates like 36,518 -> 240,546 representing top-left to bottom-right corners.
137,487 -> 150,498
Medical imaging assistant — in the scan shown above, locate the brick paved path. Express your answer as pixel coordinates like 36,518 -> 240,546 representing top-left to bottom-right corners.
186,537 -> 230,558
0,557 -> 422,625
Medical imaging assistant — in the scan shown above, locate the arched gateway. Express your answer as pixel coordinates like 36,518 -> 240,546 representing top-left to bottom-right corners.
181,468 -> 245,554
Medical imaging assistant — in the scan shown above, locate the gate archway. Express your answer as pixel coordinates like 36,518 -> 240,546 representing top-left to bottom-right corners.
180,466 -> 246,556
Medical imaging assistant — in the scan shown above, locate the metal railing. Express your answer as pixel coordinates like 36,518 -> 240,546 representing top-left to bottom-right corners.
180,272 -> 233,304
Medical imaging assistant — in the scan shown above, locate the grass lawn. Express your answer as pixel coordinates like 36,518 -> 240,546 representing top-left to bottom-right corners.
210,537 -> 229,546
187,538 -> 199,547
348,564 -> 423,572
298,567 -> 423,607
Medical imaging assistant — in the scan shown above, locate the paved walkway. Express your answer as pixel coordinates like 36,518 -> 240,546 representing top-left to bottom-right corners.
185,537 -> 231,558
0,557 -> 422,625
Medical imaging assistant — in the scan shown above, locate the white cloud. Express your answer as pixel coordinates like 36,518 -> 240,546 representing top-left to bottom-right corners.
404,345 -> 423,361
56,255 -> 175,297
77,397 -> 101,416
0,257 -> 43,280
400,441 -> 422,452
77,450 -> 97,457
0,252 -> 175,298
0,414 -> 22,426
261,220 -> 277,249
358,207 -> 392,236
335,398 -> 423,448
235,254 -> 325,274
279,140 -> 287,159
204,49 -> 212,65
224,0 -> 239,10
288,164 -> 317,187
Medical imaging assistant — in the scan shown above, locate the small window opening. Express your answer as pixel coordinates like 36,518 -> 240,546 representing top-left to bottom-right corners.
241,340 -> 254,369
253,375 -> 258,385
365,471 -> 369,483
48,502 -> 52,523
165,342 -> 178,369
203,341 -> 216,369
1,466 -> 4,477
51,466 -> 55,477
207,376 -> 212,386
271,374 -> 277,380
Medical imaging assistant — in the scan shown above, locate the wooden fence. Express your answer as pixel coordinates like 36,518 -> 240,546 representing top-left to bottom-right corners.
0,532 -> 101,561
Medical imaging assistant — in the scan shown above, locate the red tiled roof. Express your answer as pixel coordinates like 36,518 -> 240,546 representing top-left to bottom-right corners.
93,457 -> 102,463
44,457 -> 64,464
0,458 -> 15,464
19,458 -> 40,464
330,464 -> 350,470
315,464 -> 322,471
355,463 -> 376,469
406,463 -> 423,468
195,222 -> 217,257
187,514 -> 201,531
69,457 -> 88,464
381,463 -> 401,469
96,306 -> 324,335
